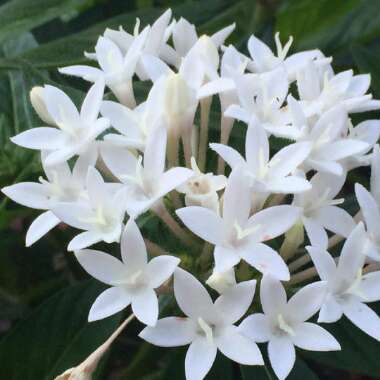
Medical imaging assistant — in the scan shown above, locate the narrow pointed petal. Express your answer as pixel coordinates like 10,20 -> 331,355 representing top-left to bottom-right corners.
11,128 -> 66,150
209,143 -> 246,169
306,246 -> 337,282
260,275 -> 287,317
132,288 -> 158,326
139,316 -> 197,347
214,280 -> 256,324
80,79 -> 105,122
268,336 -> 295,380
157,167 -> 194,197
144,126 -> 167,179
88,286 -> 131,322
303,217 -> 328,249
245,122 -> 269,172
215,325 -> 263,365
214,246 -> 241,272
2,182 -> 50,209
267,176 -> 311,194
145,255 -> 180,288
292,322 -> 341,351
239,313 -> 272,343
121,219 -> 147,270
359,272 -> 380,302
318,295 -> 343,323
58,65 -> 103,81
75,249 -> 127,285
26,211 -> 60,247
68,231 -> 103,251
176,206 -> 224,245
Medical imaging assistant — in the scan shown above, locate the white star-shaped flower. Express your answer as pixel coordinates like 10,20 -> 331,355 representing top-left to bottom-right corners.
307,222 -> 380,341
177,167 -> 300,279
52,166 -> 126,250
140,268 -> 263,380
240,275 -> 340,380
2,149 -> 97,246
75,219 -> 180,326
11,80 -> 108,166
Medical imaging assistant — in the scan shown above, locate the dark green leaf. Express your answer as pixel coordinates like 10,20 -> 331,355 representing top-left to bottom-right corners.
0,280 -> 122,380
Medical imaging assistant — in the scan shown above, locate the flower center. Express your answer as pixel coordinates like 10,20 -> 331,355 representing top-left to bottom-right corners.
276,314 -> 295,336
197,317 -> 214,344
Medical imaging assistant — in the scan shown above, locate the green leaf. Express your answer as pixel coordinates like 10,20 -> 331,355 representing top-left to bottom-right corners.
304,307 -> 380,377
276,0 -> 380,54
0,280 -> 122,380
0,0 -> 85,45
16,0 -> 234,68
241,357 -> 319,380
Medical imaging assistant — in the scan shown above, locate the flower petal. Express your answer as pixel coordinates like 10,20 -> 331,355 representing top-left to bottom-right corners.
26,211 -> 60,247
239,313 -> 272,343
292,322 -> 340,351
359,272 -> 380,302
121,219 -> 147,270
88,286 -> 131,322
318,294 -> 343,323
306,246 -> 337,282
268,336 -> 295,380
132,287 -> 159,326
145,255 -> 180,288
139,316 -> 197,347
68,231 -> 102,251
11,128 -> 66,150
209,143 -> 245,169
260,275 -> 287,317
303,217 -> 328,249
2,182 -> 50,209
80,79 -> 105,122
185,337 -> 217,380
214,246 -> 241,272
215,325 -> 263,365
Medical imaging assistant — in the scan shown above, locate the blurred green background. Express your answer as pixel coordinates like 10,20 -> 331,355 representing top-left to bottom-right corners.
0,0 -> 380,379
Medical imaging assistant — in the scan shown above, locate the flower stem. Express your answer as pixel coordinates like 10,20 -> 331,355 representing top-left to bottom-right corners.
144,239 -> 167,256
198,96 -> 212,172
289,267 -> 317,285
288,253 -> 311,273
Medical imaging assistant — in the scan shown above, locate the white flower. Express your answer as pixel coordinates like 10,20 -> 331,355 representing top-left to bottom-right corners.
211,121 -> 311,196
240,275 -> 340,380
293,171 -> 355,248
75,219 -> 180,326
59,29 -> 149,107
11,80 -> 108,166
297,62 -> 380,115
177,157 -> 226,212
176,167 -> 300,279
371,144 -> 380,204
355,182 -> 380,262
52,167 -> 126,251
246,32 -> 330,80
307,222 -> 380,341
140,268 -> 263,380
2,149 -> 97,246
100,125 -> 193,217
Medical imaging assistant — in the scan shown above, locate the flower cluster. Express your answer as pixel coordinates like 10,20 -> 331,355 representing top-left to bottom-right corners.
3,9 -> 380,380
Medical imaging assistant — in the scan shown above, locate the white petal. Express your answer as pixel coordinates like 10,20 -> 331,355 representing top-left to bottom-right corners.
157,167 -> 194,197
371,144 -> 380,204
247,35 -> 275,72
145,255 -> 180,288
72,146 -> 98,183
267,176 -> 311,194
209,143 -> 245,169
132,288 -> 159,326
318,295 -> 343,323
239,313 -> 272,343
211,23 -> 235,47
246,205 -> 301,242
360,272 -> 380,302
86,166 -> 107,206
52,202 -> 93,230
355,183 -> 380,238
139,316 -> 197,347
260,275 -> 287,317
342,299 -> 380,341
172,17 -> 197,56
2,182 -> 50,209
337,222 -> 366,283
307,159 -> 344,176
223,167 -> 251,229
88,286 -> 131,322
215,325 -> 263,365
268,336 -> 295,380
315,140 -> 369,161
144,126 -> 167,179
58,65 -> 103,81
68,231 -> 102,251
185,337 -> 217,380
121,219 -> 147,270
95,36 -> 123,73
303,217 -> 328,249
176,206 -> 224,245
214,246 -> 241,272
285,281 -> 327,324
240,243 -> 290,281
74,249 -> 126,285
142,54 -> 173,81
269,142 -> 311,178
11,128 -> 66,150
174,268 -> 215,321
80,79 -> 105,122
245,122 -> 269,173
214,280 -> 256,324
306,246 -> 337,282
197,78 -> 235,99
292,322 -> 340,351
312,206 -> 355,238
44,147 -> 76,167
26,211 -> 60,246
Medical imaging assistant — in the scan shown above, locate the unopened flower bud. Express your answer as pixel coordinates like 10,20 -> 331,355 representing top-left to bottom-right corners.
30,86 -> 56,126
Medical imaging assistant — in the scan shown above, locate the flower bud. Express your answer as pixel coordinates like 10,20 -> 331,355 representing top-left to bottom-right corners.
30,86 -> 56,126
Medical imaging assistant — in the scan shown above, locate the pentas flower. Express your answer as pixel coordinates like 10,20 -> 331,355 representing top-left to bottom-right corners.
100,125 -> 193,217
211,121 -> 311,199
2,149 -> 97,246
246,33 -> 330,81
297,62 -> 380,115
307,223 -> 380,341
177,157 -> 226,212
59,29 -> 149,108
75,219 -> 180,326
11,80 -> 108,167
240,275 -> 340,380
140,268 -> 263,380
52,167 -> 126,251
293,171 -> 355,248
177,167 -> 300,279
